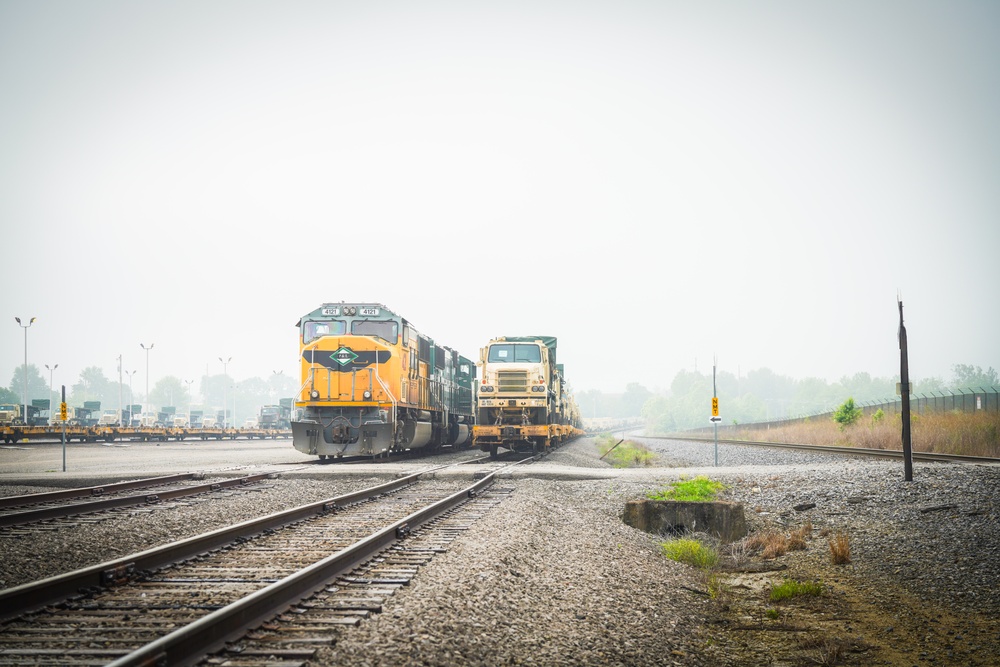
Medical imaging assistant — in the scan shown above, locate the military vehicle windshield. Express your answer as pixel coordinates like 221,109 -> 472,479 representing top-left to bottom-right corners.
488,344 -> 541,363
303,320 -> 346,342
352,319 -> 399,344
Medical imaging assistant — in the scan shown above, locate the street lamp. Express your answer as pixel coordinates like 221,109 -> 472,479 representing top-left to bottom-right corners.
45,363 -> 58,424
140,342 -> 154,416
184,379 -> 194,408
15,317 -> 36,425
219,357 -> 231,428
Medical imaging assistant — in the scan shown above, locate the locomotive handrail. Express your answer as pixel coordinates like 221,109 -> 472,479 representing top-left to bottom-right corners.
373,356 -> 397,424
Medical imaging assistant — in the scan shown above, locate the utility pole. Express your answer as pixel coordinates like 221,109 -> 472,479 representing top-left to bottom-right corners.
898,299 -> 913,481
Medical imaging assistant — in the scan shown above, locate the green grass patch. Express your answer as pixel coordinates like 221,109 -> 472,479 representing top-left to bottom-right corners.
595,433 -> 656,468
770,579 -> 823,602
661,538 -> 719,569
647,475 -> 726,502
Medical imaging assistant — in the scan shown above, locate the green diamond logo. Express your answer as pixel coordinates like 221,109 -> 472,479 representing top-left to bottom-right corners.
331,347 -> 358,367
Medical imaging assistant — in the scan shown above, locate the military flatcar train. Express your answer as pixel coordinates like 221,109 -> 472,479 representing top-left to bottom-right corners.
291,303 -> 476,459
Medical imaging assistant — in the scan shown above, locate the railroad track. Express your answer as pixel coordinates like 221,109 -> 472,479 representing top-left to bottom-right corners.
0,472 -> 282,531
0,458 -> 527,666
640,434 -> 1000,464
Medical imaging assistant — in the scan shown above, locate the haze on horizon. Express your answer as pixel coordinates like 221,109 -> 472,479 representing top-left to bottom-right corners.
2,1 -> 998,400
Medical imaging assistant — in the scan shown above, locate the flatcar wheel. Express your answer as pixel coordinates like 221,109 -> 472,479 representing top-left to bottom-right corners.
318,454 -> 327,460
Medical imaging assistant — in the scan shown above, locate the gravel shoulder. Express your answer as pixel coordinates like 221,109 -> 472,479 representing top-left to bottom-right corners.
0,436 -> 997,666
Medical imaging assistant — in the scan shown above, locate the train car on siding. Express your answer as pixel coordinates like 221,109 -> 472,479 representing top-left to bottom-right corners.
291,302 -> 476,460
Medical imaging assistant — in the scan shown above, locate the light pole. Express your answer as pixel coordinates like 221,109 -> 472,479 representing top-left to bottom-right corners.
15,317 -> 36,425
126,370 -> 137,425
219,357 -> 231,428
140,342 -> 154,416
45,363 -> 58,424
184,379 -> 194,410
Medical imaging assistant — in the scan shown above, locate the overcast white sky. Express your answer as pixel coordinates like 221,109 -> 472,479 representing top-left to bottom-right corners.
1,0 -> 997,397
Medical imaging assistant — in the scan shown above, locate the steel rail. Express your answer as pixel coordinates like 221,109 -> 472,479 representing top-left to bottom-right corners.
639,434 -> 1000,464
0,457 -> 497,622
0,472 -> 197,509
0,472 -> 277,528
106,469 -> 505,667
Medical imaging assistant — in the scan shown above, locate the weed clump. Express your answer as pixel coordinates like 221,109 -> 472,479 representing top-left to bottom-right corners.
828,532 -> 851,564
595,434 -> 657,468
661,538 -> 719,569
648,476 -> 727,502
770,579 -> 823,602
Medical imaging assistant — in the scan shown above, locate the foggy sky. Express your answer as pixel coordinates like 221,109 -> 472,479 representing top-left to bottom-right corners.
2,0 -> 998,398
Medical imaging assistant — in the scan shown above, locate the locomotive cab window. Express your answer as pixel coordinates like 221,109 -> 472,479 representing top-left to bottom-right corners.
488,344 -> 542,363
303,320 -> 346,342
352,319 -> 398,344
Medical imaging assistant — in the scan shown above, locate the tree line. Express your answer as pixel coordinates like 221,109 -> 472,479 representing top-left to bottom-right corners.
577,364 -> 998,432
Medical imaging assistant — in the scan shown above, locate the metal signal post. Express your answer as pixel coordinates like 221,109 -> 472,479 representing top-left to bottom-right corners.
712,359 -> 720,466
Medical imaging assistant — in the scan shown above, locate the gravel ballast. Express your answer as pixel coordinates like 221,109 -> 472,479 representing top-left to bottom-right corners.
0,436 -> 997,665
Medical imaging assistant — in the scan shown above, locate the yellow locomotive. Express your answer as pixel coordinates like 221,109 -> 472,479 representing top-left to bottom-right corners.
291,303 -> 476,459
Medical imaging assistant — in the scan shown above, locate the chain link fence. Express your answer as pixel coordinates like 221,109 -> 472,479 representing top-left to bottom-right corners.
713,387 -> 999,433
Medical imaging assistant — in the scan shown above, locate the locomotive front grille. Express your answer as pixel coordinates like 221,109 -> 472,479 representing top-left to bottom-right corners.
497,371 -> 529,393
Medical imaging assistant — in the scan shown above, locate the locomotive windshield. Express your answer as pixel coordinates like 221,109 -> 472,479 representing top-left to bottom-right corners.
488,344 -> 541,363
352,319 -> 399,344
303,320 -> 346,343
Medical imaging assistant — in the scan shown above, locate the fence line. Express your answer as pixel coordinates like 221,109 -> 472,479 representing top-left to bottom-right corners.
711,387 -> 999,433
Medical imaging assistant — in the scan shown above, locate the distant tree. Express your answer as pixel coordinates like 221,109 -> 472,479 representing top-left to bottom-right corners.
267,371 -> 298,403
950,365 -> 999,389
741,368 -> 795,403
70,367 -> 117,408
730,393 -> 768,423
641,395 -> 676,434
670,370 -> 711,397
576,389 -> 602,419
621,383 -> 652,417
150,376 -> 189,410
832,397 -> 863,431
911,375 -> 946,394
794,377 -> 843,414
0,386 -> 19,404
234,377 -> 270,426
7,364 -> 48,404
200,374 -> 228,412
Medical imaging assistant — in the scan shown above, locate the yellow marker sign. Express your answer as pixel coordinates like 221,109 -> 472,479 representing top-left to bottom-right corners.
60,402 -> 67,421
711,397 -> 719,417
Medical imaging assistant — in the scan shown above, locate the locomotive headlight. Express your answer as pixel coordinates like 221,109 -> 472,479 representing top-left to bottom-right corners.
310,390 -> 320,400
363,390 -> 372,400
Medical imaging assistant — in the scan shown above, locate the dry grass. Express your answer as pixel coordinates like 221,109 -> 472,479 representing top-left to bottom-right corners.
727,410 -> 1000,457
828,532 -> 851,565
787,521 -> 812,551
743,522 -> 813,560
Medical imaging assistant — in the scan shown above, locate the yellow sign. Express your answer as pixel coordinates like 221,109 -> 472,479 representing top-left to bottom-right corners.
60,402 -> 67,421
711,397 -> 719,417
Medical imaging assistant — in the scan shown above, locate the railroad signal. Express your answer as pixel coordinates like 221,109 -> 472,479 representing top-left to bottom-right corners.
711,396 -> 719,417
